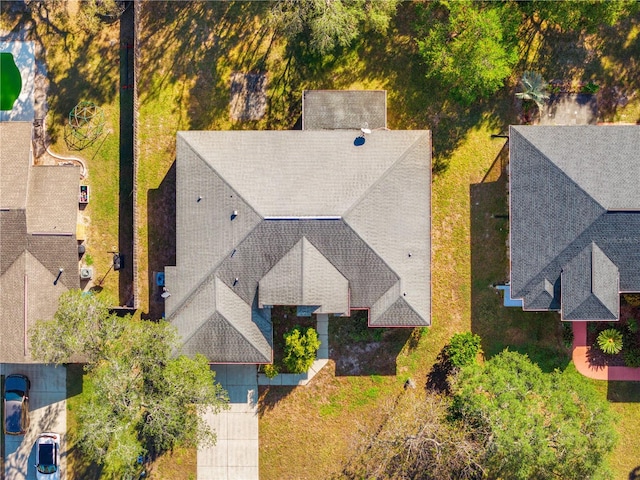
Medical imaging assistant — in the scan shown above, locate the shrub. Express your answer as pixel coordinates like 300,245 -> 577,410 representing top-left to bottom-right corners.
283,326 -> 321,374
597,328 -> 623,355
562,322 -> 574,349
623,293 -> 640,307
627,318 -> 639,334
446,332 -> 482,368
263,364 -> 279,378
623,347 -> 640,368
581,81 -> 600,94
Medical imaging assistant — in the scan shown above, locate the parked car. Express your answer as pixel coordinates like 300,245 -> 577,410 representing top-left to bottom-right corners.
3,374 -> 30,435
35,433 -> 61,480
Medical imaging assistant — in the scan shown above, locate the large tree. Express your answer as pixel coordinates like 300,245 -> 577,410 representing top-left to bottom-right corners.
270,0 -> 399,55
30,290 -> 228,475
518,0 -> 638,34
343,391 -> 485,479
451,350 -> 617,480
416,0 -> 520,105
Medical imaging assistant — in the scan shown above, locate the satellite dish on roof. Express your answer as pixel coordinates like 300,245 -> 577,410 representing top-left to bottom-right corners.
361,128 -> 372,135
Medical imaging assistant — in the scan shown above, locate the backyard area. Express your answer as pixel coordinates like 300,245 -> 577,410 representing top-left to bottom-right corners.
131,3 -> 640,479
2,1 -> 640,478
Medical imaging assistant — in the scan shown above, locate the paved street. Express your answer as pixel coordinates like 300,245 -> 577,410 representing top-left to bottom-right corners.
1,364 -> 66,480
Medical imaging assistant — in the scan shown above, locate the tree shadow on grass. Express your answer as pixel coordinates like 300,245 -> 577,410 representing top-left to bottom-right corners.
137,2 -> 273,131
144,161 -> 176,321
469,143 -> 570,373
257,385 -> 296,419
607,381 -> 640,403
425,347 -> 453,395
522,14 -> 640,123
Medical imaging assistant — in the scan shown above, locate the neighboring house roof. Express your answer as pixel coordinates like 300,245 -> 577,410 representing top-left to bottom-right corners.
302,90 -> 387,130
0,122 -> 80,363
165,127 -> 431,363
509,125 -> 640,321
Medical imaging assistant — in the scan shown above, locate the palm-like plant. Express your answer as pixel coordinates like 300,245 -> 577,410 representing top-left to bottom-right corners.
597,328 -> 623,355
515,71 -> 550,111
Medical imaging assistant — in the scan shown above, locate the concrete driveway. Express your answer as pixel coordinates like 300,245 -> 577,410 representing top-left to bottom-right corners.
1,364 -> 66,480
198,365 -> 258,480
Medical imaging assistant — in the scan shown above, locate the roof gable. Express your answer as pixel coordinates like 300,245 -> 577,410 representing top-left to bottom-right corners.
512,125 -> 640,210
258,237 -> 349,314
510,127 -> 607,299
510,125 -> 640,321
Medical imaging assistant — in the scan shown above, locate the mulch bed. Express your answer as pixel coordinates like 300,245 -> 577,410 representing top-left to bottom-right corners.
585,300 -> 640,368
270,306 -> 317,370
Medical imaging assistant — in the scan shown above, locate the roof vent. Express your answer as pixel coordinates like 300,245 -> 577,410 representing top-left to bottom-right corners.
231,210 -> 238,220
233,277 -> 239,286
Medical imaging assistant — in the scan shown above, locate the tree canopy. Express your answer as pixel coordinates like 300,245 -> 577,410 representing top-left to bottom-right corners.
343,392 -> 484,479
416,0 -> 520,105
270,0 -> 399,55
451,350 -> 617,480
30,290 -> 228,475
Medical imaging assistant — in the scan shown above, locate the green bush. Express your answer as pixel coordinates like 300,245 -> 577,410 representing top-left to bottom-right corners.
283,326 -> 321,374
581,81 -> 600,94
263,364 -> 279,378
597,328 -> 623,355
627,318 -> 639,334
562,322 -> 574,349
446,332 -> 482,368
623,347 -> 640,368
623,293 -> 640,307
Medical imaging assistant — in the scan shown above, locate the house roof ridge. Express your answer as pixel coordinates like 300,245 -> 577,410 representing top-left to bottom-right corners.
343,131 -> 429,219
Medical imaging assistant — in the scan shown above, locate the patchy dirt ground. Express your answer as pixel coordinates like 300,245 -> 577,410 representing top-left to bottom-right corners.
328,311 -> 415,376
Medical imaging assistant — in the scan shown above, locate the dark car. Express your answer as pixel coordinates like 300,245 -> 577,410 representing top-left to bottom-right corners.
3,374 -> 30,435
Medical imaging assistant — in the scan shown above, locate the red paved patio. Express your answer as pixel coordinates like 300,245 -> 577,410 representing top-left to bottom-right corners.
572,321 -> 640,381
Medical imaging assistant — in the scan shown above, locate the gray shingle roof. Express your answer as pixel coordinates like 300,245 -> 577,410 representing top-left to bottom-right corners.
302,90 -> 387,130
0,122 -> 31,209
166,127 -> 431,363
0,123 -> 80,363
258,237 -> 350,315
509,125 -> 640,321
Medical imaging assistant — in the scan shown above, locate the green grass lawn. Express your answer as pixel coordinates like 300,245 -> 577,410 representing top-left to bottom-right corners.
5,1 -> 125,300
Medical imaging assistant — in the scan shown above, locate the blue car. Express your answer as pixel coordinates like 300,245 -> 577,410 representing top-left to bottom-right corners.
3,374 -> 30,435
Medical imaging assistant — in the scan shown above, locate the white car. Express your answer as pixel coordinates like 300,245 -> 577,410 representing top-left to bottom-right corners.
35,433 -> 60,480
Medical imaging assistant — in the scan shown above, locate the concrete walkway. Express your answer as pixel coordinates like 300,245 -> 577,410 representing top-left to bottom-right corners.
198,365 -> 258,480
572,322 -> 640,381
258,313 -> 329,386
539,93 -> 598,125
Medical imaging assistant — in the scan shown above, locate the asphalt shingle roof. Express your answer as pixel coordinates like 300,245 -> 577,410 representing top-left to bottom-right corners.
0,122 -> 80,363
509,125 -> 640,321
166,125 -> 431,363
302,90 -> 387,130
